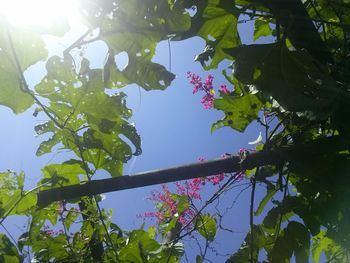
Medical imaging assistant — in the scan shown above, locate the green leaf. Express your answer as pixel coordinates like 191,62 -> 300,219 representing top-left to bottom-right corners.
171,194 -> 190,214
63,208 -> 79,231
31,235 -> 69,260
40,163 -> 84,189
0,171 -> 37,217
98,1 -> 185,91
173,242 -> 185,257
100,0 -> 191,35
108,58 -> 175,90
253,17 -> 272,41
36,133 -> 61,156
84,149 -> 124,177
0,233 -> 20,263
226,225 -> 267,263
196,214 -> 217,241
263,205 -> 294,231
222,69 -> 244,95
212,93 -> 263,132
269,221 -> 310,263
163,217 -> 179,237
312,230 -> 347,263
196,255 -> 203,263
197,6 -> 241,69
255,188 -> 277,216
0,24 -> 47,113
224,43 -> 338,116
15,191 -> 37,214
34,57 -> 141,174
119,229 -> 162,262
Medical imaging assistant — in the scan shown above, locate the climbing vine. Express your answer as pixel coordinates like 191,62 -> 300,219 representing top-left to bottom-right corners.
0,0 -> 349,262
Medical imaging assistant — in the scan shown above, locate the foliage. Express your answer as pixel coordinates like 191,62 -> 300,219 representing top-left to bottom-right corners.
0,0 -> 349,262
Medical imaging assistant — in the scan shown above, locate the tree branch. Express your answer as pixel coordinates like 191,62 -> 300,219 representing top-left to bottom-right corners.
249,167 -> 258,263
37,135 -> 350,207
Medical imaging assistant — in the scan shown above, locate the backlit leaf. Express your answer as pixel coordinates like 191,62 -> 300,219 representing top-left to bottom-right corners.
212,93 -> 262,132
196,214 -> 217,241
0,24 -> 47,113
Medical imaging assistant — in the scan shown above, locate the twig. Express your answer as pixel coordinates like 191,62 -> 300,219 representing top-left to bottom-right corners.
63,29 -> 92,57
168,176 -> 240,244
275,172 -> 290,240
267,115 -> 287,142
71,129 -> 118,259
167,38 -> 172,72
249,167 -> 258,263
94,197 -> 119,258
59,211 -> 80,263
0,223 -> 21,255
240,10 -> 349,29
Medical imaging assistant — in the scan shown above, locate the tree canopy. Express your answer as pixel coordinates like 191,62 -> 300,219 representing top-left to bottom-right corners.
0,0 -> 349,262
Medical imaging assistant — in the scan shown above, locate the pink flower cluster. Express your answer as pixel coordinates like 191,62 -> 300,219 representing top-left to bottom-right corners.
196,157 -> 225,187
43,225 -> 64,237
144,184 -> 187,224
141,149 -> 253,230
187,72 -> 230,109
142,157 -> 227,227
45,229 -> 64,236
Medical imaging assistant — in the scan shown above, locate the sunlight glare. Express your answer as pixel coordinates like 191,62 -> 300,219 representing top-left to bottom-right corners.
0,0 -> 80,28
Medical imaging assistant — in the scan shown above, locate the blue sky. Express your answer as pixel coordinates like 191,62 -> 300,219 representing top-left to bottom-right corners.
0,16 -> 271,262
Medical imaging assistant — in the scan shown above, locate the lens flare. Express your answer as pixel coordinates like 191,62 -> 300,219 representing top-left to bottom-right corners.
0,0 -> 80,28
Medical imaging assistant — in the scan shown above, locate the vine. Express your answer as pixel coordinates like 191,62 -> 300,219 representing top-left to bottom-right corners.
0,0 -> 349,262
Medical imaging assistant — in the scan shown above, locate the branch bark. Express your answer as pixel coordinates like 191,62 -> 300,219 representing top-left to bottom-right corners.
37,136 -> 350,207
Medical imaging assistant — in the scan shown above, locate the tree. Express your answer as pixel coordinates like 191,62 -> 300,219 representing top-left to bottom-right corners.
0,0 -> 349,262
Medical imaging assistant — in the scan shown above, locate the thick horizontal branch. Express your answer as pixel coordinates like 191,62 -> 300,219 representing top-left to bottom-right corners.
37,136 -> 350,207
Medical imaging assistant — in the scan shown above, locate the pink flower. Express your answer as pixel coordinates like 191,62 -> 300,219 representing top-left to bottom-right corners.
219,84 -> 230,94
203,75 -> 214,92
175,181 -> 186,195
239,148 -> 247,154
207,173 -> 225,185
187,72 -> 215,109
142,154 -> 243,229
142,211 -> 165,222
187,72 -> 203,94
187,72 -> 232,109
201,94 -> 214,109
198,157 -> 206,162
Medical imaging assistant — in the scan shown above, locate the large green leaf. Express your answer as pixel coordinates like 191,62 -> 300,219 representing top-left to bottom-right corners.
89,0 -> 191,35
269,221 -> 310,263
93,0 -> 185,90
0,171 -> 37,217
197,4 -> 241,69
34,57 -> 141,177
224,43 -> 339,116
119,229 -> 162,262
0,24 -> 47,113
40,163 -> 84,189
253,17 -> 272,41
212,93 -> 263,132
31,235 -> 70,261
107,57 -> 175,90
263,201 -> 294,231
312,230 -> 348,263
0,233 -> 21,263
226,225 -> 267,263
